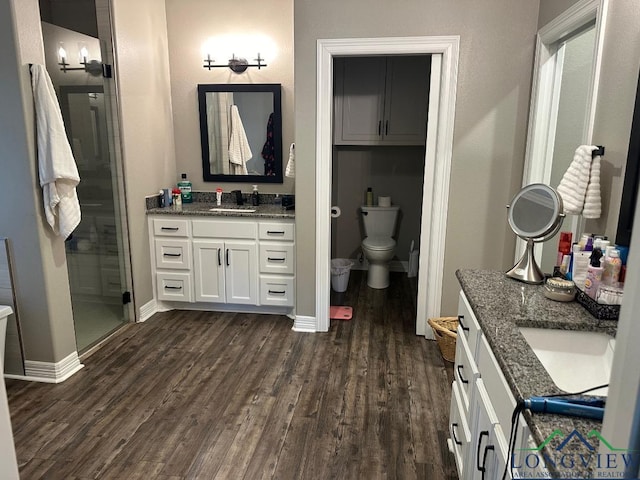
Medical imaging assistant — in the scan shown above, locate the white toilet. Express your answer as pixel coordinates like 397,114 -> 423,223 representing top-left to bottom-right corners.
361,205 -> 400,289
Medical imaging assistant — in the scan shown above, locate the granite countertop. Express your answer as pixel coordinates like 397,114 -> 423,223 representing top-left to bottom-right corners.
456,269 -> 618,479
146,202 -> 295,219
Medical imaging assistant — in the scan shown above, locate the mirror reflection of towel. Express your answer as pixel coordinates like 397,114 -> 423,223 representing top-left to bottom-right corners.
556,145 -> 601,219
228,105 -> 251,175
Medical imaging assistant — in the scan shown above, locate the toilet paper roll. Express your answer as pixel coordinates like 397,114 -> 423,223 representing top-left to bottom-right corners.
331,206 -> 341,218
378,196 -> 391,207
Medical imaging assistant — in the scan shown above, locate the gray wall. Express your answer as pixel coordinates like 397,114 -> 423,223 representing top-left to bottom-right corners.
164,0 -> 295,195
111,0 -> 176,311
294,0 -> 540,316
0,0 -> 77,365
332,147 -> 425,264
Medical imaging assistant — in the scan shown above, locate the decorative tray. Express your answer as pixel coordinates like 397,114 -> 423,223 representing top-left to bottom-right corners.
575,288 -> 620,321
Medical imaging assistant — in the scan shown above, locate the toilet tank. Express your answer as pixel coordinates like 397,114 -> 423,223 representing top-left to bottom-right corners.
361,205 -> 400,237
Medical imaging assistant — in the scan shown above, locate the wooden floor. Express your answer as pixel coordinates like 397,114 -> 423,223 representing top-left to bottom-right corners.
7,271 -> 457,479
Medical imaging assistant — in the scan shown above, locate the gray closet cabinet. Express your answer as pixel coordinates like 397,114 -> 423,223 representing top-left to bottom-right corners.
333,55 -> 431,146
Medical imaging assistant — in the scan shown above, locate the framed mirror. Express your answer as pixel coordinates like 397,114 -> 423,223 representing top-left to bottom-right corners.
198,83 -> 283,183
506,184 -> 565,284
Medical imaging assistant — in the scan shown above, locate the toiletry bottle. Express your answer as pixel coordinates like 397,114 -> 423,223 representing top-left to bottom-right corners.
571,251 -> 591,290
366,187 -> 373,206
584,249 -> 603,299
215,188 -> 223,206
252,185 -> 260,206
178,173 -> 192,203
602,249 -> 622,286
172,188 -> 182,210
159,190 -> 165,208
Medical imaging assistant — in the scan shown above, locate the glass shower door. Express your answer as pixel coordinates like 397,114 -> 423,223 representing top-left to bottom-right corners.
41,16 -> 130,352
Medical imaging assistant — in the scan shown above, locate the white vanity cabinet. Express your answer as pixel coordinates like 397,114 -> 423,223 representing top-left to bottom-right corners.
152,218 -> 193,302
257,222 -> 295,307
192,219 -> 258,305
333,56 -> 430,146
149,215 -> 295,312
450,291 -> 531,480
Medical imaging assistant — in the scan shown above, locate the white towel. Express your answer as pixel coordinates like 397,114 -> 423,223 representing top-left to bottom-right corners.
556,145 -> 601,219
285,143 -> 295,178
228,105 -> 251,175
31,64 -> 81,239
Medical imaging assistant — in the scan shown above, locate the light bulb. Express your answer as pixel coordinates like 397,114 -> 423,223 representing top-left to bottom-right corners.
58,46 -> 67,62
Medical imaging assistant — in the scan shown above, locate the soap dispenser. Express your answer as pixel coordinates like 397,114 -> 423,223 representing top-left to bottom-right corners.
251,185 -> 260,206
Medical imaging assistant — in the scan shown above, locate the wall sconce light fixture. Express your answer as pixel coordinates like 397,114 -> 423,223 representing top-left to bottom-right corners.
57,42 -> 105,76
202,53 -> 267,73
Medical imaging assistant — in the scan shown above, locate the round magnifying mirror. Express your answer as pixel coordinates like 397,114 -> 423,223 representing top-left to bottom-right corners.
506,184 -> 565,284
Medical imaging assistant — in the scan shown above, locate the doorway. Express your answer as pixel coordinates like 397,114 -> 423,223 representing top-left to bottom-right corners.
330,54 -> 430,308
40,0 -> 132,352
315,37 -> 460,337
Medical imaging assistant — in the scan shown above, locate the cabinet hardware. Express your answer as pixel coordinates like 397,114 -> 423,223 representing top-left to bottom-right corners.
268,257 -> 286,262
163,252 -> 182,257
451,423 -> 462,446
268,290 -> 286,295
217,248 -> 221,266
226,249 -> 230,266
385,120 -> 389,135
164,285 -> 182,290
458,314 -> 469,332
161,227 -> 179,231
378,120 -> 381,136
267,230 -> 285,235
456,365 -> 468,384
477,431 -> 489,472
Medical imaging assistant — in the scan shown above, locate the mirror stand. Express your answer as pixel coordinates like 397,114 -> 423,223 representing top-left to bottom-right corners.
506,238 -> 545,284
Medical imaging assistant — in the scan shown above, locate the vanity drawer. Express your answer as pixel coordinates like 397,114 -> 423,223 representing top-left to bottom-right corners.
156,272 -> 193,302
458,291 -> 482,358
192,219 -> 257,239
477,334 -> 517,436
154,239 -> 192,270
258,222 -> 295,241
259,276 -> 294,306
259,244 -> 295,274
153,218 -> 190,237
449,381 -> 471,478
454,324 -> 480,414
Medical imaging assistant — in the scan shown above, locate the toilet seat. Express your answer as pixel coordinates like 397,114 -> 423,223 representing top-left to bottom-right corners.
362,236 -> 396,250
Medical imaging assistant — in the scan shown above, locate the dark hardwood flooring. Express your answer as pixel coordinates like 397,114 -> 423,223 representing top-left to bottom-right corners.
7,271 -> 457,479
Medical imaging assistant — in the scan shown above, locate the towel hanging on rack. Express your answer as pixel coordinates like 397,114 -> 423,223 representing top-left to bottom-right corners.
31,64 -> 81,238
556,145 -> 602,219
285,143 -> 295,178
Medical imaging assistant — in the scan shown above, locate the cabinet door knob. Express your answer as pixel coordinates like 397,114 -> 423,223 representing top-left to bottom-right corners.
456,365 -> 468,384
477,430 -> 489,472
458,315 -> 469,332
451,423 -> 462,446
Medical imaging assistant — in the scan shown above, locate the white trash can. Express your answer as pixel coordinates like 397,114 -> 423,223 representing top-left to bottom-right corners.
331,259 -> 353,292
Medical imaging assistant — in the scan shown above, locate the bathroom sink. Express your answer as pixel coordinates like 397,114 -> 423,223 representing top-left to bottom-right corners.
518,327 -> 614,396
209,207 -> 256,213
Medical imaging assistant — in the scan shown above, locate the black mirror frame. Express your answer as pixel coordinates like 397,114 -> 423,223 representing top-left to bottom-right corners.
197,83 -> 283,184
616,69 -> 640,247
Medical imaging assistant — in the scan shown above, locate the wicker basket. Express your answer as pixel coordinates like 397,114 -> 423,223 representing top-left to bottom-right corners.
427,317 -> 459,363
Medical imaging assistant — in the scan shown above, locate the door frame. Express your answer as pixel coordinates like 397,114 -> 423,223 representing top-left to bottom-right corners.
315,36 -> 459,336
517,0 -> 608,261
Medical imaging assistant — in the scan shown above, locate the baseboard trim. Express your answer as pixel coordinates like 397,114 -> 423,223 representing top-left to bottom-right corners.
14,352 -> 84,383
349,259 -> 409,273
138,298 -> 158,322
292,315 -> 316,332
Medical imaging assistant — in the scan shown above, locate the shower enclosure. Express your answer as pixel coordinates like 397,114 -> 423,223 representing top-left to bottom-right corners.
40,1 -> 131,353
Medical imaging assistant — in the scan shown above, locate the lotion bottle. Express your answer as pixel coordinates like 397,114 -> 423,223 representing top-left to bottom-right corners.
584,249 -> 603,299
252,185 -> 260,206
